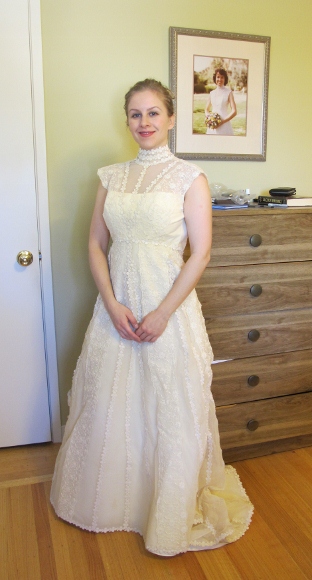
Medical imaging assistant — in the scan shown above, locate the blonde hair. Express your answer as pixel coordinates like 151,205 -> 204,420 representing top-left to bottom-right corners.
124,79 -> 175,118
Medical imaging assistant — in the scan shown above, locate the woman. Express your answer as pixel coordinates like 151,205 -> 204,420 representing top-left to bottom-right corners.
205,68 -> 237,135
51,79 -> 253,556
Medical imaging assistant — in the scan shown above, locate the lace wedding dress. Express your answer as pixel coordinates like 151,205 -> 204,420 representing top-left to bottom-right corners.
50,145 -> 253,556
206,86 -> 234,135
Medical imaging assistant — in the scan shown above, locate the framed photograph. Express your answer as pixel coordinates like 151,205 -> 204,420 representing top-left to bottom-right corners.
169,27 -> 270,161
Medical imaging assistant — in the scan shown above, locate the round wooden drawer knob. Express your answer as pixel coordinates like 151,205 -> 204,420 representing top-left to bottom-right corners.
250,284 -> 262,297
247,375 -> 260,387
247,419 -> 259,431
249,234 -> 262,247
248,329 -> 260,342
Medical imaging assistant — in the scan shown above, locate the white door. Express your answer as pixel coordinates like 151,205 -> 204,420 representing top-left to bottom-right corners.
0,0 -> 52,446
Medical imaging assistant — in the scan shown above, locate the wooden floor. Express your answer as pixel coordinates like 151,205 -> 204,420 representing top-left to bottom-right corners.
1,444 -> 312,579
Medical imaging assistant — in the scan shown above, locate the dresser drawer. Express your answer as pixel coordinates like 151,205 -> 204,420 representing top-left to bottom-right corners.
198,261 -> 312,317
209,211 -> 312,266
216,391 -> 312,449
211,350 -> 312,405
206,308 -> 312,359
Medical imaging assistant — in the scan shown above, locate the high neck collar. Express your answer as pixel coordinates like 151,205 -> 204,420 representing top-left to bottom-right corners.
135,145 -> 174,166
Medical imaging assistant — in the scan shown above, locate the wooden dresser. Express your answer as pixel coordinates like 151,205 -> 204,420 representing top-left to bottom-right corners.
195,207 -> 312,462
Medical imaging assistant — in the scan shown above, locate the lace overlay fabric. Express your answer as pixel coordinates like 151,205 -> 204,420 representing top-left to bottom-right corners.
50,147 -> 253,556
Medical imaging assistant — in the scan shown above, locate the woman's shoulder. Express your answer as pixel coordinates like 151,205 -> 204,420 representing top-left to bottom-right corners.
173,157 -> 206,178
97,161 -> 127,188
97,160 -> 127,177
170,157 -> 208,196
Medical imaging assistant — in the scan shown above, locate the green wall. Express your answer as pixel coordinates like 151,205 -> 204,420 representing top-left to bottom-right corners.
40,0 -> 312,424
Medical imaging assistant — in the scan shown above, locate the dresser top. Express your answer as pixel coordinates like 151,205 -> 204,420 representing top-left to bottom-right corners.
212,206 -> 312,216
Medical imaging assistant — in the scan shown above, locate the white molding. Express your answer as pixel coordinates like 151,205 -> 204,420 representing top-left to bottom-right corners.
28,0 -> 62,442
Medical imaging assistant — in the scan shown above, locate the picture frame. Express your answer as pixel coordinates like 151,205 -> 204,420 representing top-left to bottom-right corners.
169,27 -> 271,161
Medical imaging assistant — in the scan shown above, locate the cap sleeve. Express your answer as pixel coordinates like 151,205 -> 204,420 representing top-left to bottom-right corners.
97,164 -> 116,189
177,160 -> 208,197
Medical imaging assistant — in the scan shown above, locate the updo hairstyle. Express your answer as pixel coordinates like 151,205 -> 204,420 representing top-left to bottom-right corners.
124,79 -> 175,118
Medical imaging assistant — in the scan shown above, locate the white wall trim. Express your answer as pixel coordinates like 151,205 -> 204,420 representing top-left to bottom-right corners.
29,0 -> 62,442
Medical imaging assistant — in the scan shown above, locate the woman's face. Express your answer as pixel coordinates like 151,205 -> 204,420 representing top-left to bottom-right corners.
127,90 -> 175,150
215,72 -> 225,86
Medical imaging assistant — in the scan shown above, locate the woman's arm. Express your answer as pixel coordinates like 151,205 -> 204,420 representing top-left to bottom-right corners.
89,182 -> 141,342
205,94 -> 212,116
135,173 -> 212,342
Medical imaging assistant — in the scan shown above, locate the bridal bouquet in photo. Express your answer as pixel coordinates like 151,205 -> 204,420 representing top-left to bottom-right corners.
205,112 -> 222,129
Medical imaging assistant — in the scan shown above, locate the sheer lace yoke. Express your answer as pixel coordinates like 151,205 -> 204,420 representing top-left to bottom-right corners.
122,159 -> 179,195
119,144 -> 177,195
97,148 -> 206,201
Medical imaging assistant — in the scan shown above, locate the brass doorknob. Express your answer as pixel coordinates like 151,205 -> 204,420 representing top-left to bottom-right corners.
17,250 -> 33,267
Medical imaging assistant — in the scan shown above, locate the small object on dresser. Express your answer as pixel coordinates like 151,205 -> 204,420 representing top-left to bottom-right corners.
212,198 -> 249,210
286,197 -> 312,207
258,195 -> 287,205
269,187 -> 296,197
232,189 -> 251,205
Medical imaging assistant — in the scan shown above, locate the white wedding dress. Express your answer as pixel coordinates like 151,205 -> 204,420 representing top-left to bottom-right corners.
50,145 -> 253,556
206,86 -> 234,135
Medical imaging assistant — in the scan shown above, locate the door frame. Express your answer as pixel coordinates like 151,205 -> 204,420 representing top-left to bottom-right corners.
29,0 -> 61,442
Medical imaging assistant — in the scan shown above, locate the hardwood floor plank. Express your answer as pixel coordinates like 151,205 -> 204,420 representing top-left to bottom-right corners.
0,443 -> 59,482
0,488 -> 9,579
96,528 -> 201,580
260,451 -> 312,522
236,463 -> 312,577
0,474 -> 53,489
46,488 -> 110,580
225,509 -> 307,580
96,530 -> 145,579
32,482 -> 58,580
194,547 -> 242,580
303,446 -> 312,459
139,537 -> 202,580
273,448 -> 312,500
66,528 -> 100,580
81,532 -> 109,580
170,551 -> 208,580
94,534 -> 127,579
6,486 -> 41,580
239,456 -> 312,542
44,482 -> 77,580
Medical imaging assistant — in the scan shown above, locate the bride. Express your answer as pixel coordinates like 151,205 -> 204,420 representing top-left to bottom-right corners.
205,68 -> 237,135
50,78 -> 253,557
